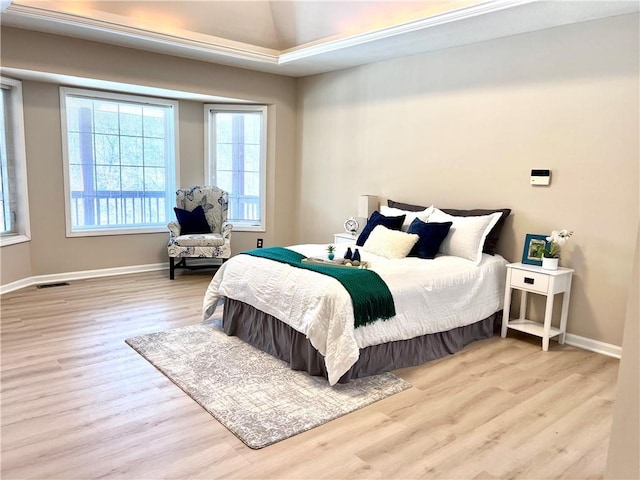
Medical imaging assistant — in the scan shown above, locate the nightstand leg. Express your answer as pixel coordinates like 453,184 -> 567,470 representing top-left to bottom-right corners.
558,276 -> 573,344
501,270 -> 513,338
519,291 -> 528,320
542,293 -> 555,351
501,287 -> 512,338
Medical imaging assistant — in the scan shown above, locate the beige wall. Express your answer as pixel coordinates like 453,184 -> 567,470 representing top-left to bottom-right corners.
0,27 -> 297,283
1,16 -> 638,347
605,225 -> 639,479
0,241 -> 32,285
297,14 -> 639,345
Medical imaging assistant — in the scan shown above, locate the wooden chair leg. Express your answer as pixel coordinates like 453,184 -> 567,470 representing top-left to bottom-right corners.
169,257 -> 175,280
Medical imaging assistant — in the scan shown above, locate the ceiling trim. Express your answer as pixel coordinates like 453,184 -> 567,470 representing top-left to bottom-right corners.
279,0 -> 534,64
3,0 -> 540,68
5,3 -> 280,64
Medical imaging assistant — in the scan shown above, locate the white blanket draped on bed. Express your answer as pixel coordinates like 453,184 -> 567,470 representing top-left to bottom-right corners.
203,243 -> 507,385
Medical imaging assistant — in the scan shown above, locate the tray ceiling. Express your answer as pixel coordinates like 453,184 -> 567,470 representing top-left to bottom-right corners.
2,0 -> 638,77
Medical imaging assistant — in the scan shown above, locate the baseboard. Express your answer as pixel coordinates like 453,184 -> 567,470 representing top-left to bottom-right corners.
0,263 -> 167,295
0,277 -> 34,295
565,333 -> 622,359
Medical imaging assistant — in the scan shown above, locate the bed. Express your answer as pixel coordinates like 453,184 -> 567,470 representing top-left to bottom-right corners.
202,203 -> 511,385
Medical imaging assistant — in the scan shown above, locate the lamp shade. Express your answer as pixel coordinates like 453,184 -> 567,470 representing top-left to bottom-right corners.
358,195 -> 378,219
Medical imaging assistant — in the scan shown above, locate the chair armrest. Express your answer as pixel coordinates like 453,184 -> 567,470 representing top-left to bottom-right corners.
222,222 -> 233,240
168,221 -> 181,238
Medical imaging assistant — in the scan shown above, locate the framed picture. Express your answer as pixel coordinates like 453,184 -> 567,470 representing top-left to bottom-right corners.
521,233 -> 549,266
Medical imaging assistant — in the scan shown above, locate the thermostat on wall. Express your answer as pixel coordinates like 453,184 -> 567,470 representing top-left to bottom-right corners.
531,169 -> 551,186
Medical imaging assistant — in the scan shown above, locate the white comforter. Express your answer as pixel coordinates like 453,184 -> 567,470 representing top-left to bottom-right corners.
203,243 -> 507,385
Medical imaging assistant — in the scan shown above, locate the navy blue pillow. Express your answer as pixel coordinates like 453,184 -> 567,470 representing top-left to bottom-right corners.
174,205 -> 212,234
407,218 -> 453,259
356,210 -> 406,246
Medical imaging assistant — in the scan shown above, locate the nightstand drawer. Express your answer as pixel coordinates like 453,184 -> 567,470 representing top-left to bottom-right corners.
510,269 -> 549,293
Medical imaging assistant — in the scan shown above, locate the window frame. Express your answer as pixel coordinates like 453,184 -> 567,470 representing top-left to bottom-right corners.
0,76 -> 31,247
204,104 -> 267,232
60,87 -> 180,237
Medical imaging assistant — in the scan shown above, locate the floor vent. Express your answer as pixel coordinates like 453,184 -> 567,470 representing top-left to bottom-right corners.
36,282 -> 70,289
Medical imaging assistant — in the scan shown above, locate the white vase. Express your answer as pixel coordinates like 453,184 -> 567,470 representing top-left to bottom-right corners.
542,257 -> 559,270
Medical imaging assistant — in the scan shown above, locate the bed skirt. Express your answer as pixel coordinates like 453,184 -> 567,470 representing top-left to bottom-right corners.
222,298 -> 501,383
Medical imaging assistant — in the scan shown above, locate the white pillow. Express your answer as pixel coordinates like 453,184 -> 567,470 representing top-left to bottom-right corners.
362,225 -> 419,259
380,205 -> 434,231
427,208 -> 501,265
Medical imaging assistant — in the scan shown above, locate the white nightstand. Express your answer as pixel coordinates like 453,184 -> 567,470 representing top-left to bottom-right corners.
334,232 -> 357,244
501,262 -> 574,351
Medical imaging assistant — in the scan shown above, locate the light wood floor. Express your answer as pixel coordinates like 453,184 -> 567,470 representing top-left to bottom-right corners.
1,271 -> 619,479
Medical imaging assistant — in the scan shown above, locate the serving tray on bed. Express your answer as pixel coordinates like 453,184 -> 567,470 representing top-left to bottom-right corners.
302,257 -> 369,269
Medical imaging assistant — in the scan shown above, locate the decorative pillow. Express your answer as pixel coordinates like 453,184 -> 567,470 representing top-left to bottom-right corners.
173,205 -> 212,235
380,205 -> 434,231
356,210 -> 406,246
406,218 -> 453,259
362,225 -> 419,259
438,208 -> 511,255
427,208 -> 501,264
388,199 -> 510,255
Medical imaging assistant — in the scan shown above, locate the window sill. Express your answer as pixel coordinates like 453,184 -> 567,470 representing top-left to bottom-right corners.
1,234 -> 31,247
66,226 -> 168,237
231,225 -> 266,233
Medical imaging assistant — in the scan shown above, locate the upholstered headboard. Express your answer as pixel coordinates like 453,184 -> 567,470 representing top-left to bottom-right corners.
386,199 -> 511,256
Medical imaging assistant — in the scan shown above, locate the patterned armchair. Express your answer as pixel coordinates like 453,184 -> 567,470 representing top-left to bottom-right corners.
167,186 -> 232,280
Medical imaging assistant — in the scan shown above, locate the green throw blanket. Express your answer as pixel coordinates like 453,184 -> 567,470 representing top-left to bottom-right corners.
241,247 -> 396,328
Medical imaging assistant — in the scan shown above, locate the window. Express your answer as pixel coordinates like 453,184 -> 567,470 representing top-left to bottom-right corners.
205,105 -> 266,231
60,88 -> 178,236
0,77 -> 30,247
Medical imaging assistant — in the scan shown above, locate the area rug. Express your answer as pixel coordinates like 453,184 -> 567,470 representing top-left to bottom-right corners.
125,321 -> 411,449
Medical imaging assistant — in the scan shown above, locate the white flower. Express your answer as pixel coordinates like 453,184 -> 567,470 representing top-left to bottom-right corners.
546,230 -> 561,243
543,229 -> 573,259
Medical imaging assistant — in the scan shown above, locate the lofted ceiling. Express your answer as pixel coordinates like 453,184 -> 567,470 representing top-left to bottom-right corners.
1,0 -> 639,77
